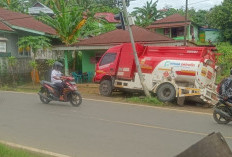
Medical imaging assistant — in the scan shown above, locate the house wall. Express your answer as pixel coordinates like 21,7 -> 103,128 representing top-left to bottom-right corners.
205,30 -> 221,43
188,24 -> 199,42
155,28 -> 164,35
82,50 -> 96,73
0,32 -> 18,56
0,30 -> 55,75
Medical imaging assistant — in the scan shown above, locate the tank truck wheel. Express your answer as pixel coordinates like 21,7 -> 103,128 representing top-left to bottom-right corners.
156,83 -> 176,102
99,80 -> 112,96
213,105 -> 231,124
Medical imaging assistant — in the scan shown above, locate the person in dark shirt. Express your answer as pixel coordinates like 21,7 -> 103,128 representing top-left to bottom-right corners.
221,69 -> 232,103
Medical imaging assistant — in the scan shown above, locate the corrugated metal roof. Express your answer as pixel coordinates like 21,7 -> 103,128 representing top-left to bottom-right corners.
0,7 -> 56,35
94,13 -> 118,23
153,14 -> 189,24
75,25 -> 174,46
147,14 -> 192,29
28,2 -> 54,15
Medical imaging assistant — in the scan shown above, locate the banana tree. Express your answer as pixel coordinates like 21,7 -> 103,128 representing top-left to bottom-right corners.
131,0 -> 161,27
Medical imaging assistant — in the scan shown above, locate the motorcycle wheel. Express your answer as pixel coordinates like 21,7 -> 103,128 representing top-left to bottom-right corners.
213,105 -> 231,124
39,89 -> 51,104
70,91 -> 82,107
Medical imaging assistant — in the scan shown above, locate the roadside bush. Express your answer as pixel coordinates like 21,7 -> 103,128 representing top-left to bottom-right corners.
216,42 -> 232,83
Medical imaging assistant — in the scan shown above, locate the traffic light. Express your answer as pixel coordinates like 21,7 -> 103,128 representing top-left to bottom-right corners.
114,12 -> 125,30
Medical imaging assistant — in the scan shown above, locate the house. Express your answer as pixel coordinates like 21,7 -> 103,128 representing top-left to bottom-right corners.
28,2 -> 54,16
53,25 -> 191,81
147,14 -> 199,42
199,28 -> 221,43
0,7 -> 56,76
94,13 -> 118,23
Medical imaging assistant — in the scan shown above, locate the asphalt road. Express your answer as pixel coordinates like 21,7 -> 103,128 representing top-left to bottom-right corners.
0,91 -> 232,157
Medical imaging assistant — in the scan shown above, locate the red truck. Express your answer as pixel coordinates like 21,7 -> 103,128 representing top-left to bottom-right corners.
93,43 -> 218,105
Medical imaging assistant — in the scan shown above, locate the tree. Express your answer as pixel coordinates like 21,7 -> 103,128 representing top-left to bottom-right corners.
40,0 -> 86,46
18,36 -> 51,88
39,0 -> 87,75
207,0 -> 232,42
160,6 -> 209,27
0,0 -> 28,13
131,0 -> 162,27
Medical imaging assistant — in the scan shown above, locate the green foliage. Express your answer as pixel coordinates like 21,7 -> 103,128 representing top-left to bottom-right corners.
81,17 -> 116,37
46,59 -> 55,67
7,56 -> 17,86
39,0 -> 86,46
216,42 -> 232,78
207,0 -> 232,42
7,56 -> 17,67
131,0 -> 162,27
0,0 -> 29,13
0,142 -> 52,157
127,96 -> 164,106
29,61 -> 38,69
18,36 -> 51,60
188,9 -> 209,27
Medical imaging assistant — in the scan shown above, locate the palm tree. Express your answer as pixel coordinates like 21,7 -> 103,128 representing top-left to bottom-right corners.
39,0 -> 88,75
131,0 -> 161,27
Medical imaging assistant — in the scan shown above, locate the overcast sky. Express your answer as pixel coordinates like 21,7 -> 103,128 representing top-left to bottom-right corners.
128,0 -> 224,12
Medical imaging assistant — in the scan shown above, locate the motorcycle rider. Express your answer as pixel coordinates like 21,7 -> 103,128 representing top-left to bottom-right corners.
51,61 -> 64,100
221,69 -> 232,105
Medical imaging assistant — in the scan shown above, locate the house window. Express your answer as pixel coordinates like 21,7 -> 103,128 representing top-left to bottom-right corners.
164,28 -> 170,36
18,47 -> 31,56
0,41 -> 6,53
177,27 -> 184,36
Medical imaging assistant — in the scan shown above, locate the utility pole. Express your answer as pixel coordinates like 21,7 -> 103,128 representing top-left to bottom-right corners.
183,0 -> 188,46
121,0 -> 151,98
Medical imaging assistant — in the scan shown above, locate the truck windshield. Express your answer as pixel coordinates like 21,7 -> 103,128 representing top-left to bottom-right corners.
99,53 -> 117,66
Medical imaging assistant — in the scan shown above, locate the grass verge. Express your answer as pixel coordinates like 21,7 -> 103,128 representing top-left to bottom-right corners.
126,96 -> 172,107
0,142 -> 51,157
0,84 -> 39,93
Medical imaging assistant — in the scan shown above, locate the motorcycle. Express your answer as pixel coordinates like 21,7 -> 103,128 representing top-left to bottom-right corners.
38,76 -> 82,107
213,96 -> 232,124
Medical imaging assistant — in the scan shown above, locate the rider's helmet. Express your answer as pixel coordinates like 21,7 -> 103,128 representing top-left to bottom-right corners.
54,61 -> 63,71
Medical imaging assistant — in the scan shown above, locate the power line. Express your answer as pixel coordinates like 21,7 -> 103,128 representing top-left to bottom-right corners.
189,0 -> 211,5
177,0 -> 211,9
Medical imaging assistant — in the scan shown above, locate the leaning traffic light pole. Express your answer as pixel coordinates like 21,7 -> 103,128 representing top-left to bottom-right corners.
120,0 -> 151,98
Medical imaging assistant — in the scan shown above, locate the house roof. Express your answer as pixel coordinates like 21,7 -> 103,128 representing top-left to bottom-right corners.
0,7 -> 56,35
75,25 -> 174,46
94,13 -> 118,23
147,22 -> 191,29
147,14 -> 191,29
28,2 -> 54,15
0,21 -> 14,31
